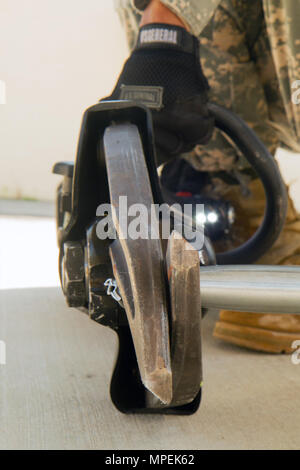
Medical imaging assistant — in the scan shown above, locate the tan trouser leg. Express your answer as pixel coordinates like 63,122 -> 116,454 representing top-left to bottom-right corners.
213,179 -> 300,353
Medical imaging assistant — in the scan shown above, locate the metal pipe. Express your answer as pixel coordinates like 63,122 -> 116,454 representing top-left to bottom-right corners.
200,265 -> 300,314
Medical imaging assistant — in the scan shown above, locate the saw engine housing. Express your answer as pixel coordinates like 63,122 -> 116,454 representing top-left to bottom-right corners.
53,100 -> 287,414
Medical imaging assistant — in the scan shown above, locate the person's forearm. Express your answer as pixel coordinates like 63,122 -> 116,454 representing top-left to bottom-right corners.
140,0 -> 189,30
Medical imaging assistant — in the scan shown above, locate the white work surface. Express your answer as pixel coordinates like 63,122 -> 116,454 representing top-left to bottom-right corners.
1,287 -> 300,449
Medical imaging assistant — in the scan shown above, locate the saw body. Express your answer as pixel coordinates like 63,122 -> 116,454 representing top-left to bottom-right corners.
53,102 -> 205,413
53,100 -> 293,414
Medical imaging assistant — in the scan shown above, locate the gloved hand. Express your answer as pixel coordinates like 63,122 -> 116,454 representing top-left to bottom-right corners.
103,23 -> 214,159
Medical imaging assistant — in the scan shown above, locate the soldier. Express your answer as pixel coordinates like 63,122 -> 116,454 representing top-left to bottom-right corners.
108,0 -> 300,353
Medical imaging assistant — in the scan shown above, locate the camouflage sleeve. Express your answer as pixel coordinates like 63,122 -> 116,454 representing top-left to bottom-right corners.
130,0 -> 221,36
262,0 -> 300,150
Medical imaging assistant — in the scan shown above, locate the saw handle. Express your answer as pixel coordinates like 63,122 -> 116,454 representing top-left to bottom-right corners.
206,103 -> 288,264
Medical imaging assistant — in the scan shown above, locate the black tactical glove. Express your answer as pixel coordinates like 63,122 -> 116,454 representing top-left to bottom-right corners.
104,23 -> 214,158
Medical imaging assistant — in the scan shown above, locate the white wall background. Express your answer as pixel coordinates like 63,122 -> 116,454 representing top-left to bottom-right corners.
0,0 -> 128,200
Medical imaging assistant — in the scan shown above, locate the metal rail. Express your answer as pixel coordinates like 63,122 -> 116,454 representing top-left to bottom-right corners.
200,265 -> 300,314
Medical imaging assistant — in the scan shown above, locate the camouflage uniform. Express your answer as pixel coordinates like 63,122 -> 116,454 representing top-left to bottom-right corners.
115,0 -> 300,167
113,1 -> 300,354
114,0 -> 300,266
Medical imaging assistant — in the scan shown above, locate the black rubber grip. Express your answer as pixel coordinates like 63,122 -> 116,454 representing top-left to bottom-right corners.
208,103 -> 288,265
